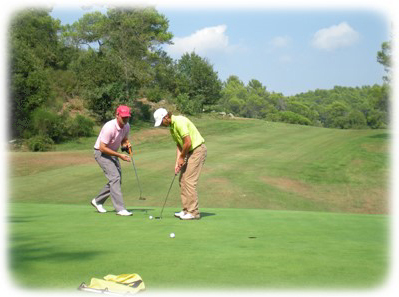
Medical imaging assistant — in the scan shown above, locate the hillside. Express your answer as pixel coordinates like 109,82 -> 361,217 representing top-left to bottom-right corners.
9,116 -> 389,214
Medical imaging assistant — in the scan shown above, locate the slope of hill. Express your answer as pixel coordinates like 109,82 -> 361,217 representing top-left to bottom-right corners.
9,116 -> 389,214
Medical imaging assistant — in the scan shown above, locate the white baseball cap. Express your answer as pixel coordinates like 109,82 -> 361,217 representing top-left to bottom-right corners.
153,108 -> 168,127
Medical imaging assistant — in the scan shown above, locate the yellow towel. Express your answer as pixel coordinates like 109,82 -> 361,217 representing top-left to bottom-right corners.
87,273 -> 145,294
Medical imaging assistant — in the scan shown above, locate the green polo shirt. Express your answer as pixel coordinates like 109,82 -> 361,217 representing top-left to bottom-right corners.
170,115 -> 205,151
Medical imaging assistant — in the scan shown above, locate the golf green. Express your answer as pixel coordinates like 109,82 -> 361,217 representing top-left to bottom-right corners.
8,203 -> 388,291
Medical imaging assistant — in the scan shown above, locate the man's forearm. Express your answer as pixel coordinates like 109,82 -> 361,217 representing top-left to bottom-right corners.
179,136 -> 192,160
100,143 -> 123,159
180,143 -> 190,160
176,146 -> 182,162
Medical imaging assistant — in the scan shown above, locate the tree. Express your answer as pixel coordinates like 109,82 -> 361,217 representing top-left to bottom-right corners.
286,101 -> 316,122
175,52 -> 222,111
219,75 -> 247,115
68,48 -> 122,122
247,79 -> 267,97
63,7 -> 174,121
241,93 -> 264,118
347,110 -> 367,129
62,11 -> 107,50
9,9 -> 61,137
323,102 -> 349,128
104,8 -> 173,98
145,49 -> 177,102
367,109 -> 387,129
377,41 -> 392,83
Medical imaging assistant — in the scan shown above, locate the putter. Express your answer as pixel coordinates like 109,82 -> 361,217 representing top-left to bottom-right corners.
155,173 -> 177,220
129,148 -> 146,200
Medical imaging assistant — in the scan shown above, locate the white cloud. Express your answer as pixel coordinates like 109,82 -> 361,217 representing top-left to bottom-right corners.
270,36 -> 290,48
166,25 -> 230,57
311,22 -> 360,51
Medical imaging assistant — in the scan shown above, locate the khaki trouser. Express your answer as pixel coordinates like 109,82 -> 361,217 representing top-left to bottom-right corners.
179,144 -> 207,217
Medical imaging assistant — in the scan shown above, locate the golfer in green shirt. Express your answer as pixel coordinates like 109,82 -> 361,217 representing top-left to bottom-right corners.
154,108 -> 207,220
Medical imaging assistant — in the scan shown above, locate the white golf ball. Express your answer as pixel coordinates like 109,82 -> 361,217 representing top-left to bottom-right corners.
149,216 -> 153,220
170,233 -> 175,238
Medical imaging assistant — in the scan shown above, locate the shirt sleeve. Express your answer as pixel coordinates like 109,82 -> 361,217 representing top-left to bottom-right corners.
100,123 -> 113,144
176,119 -> 189,138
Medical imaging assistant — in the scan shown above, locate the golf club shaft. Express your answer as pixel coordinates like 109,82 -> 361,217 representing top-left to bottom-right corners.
159,173 -> 177,218
130,153 -> 144,199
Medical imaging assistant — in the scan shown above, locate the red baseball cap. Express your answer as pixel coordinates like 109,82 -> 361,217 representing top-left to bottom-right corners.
116,105 -> 131,117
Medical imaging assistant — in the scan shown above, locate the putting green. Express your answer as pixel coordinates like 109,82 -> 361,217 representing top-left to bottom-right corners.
8,203 -> 388,292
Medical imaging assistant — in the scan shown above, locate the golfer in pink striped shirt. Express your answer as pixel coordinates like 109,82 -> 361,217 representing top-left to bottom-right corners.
91,105 -> 133,216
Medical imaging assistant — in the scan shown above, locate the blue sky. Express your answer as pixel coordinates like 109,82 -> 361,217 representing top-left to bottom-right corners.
48,3 -> 390,96
158,9 -> 389,95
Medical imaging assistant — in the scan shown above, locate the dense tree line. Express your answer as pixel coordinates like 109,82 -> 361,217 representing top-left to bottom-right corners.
9,8 -> 390,151
217,77 -> 389,129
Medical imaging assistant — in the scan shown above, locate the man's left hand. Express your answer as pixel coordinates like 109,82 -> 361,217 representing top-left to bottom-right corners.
121,140 -> 132,154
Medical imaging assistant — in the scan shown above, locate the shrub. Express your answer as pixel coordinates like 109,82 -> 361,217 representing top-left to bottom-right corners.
27,135 -> 54,152
67,115 -> 95,138
347,110 -> 367,129
31,108 -> 68,143
279,111 -> 312,125
175,93 -> 203,115
265,113 -> 281,122
143,86 -> 167,103
132,101 -> 152,122
367,110 -> 387,129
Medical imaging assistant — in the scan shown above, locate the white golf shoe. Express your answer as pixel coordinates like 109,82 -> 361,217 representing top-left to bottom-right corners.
91,199 -> 107,213
117,209 -> 133,216
174,211 -> 185,218
180,213 -> 200,220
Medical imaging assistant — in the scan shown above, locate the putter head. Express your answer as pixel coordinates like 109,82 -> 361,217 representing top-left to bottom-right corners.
155,216 -> 162,220
139,197 -> 146,201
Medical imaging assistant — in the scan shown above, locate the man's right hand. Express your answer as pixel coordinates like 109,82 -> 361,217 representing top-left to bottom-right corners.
120,154 -> 131,162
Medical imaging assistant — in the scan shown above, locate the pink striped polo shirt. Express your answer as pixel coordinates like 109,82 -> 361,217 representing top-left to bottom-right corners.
94,119 -> 130,152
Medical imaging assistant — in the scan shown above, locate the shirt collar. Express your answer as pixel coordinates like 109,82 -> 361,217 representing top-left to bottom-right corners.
170,115 -> 175,128
115,119 -> 122,131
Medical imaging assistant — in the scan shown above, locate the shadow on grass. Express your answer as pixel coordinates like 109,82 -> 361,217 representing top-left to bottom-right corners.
107,209 -> 216,219
200,212 -> 216,218
9,234 -> 105,272
98,208 -> 155,214
368,133 -> 389,139
129,208 -> 155,213
7,215 -> 43,223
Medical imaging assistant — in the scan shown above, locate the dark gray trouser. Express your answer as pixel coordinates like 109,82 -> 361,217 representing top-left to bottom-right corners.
93,150 -> 125,212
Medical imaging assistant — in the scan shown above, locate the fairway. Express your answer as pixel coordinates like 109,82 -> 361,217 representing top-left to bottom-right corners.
7,117 -> 390,292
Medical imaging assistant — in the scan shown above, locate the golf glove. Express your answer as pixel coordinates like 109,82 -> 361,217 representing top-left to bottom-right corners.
121,140 -> 132,154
